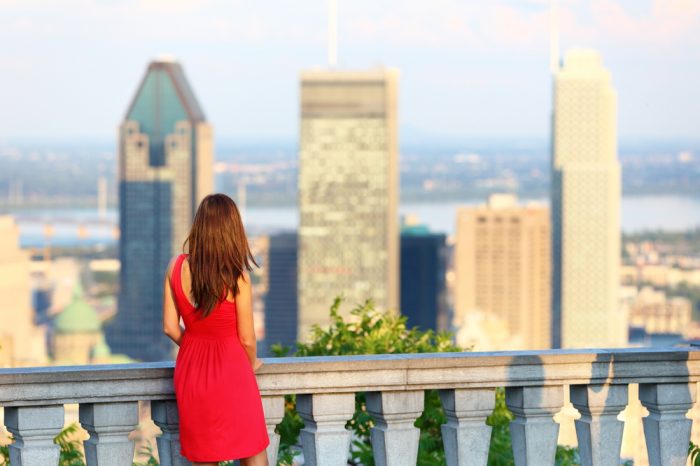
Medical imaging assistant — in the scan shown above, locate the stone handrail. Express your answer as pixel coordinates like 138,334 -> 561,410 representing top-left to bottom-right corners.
1,347 -> 699,465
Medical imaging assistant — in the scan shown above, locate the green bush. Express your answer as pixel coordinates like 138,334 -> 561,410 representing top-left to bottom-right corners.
690,441 -> 700,466
54,423 -> 85,466
271,297 -> 460,465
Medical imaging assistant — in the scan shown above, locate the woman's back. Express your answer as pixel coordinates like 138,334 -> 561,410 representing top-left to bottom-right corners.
162,193 -> 269,464
169,252 -> 269,462
170,253 -> 239,340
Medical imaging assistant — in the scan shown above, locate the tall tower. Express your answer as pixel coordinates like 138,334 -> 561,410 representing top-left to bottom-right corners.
551,49 -> 624,348
297,68 -> 399,340
454,195 -> 551,351
106,59 -> 213,361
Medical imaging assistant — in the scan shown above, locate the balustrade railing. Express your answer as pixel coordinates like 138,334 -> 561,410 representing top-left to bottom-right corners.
1,348 -> 699,465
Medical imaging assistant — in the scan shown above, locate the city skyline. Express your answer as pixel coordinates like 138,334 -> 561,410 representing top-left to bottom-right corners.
1,2 -> 700,463
1,1 -> 699,143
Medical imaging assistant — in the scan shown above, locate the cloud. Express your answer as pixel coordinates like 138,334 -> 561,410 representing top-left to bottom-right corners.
342,1 -> 547,49
2,0 -> 697,51
489,4 -> 549,46
590,0 -> 700,45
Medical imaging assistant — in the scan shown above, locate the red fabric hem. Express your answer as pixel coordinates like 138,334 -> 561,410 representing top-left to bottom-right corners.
181,437 -> 270,462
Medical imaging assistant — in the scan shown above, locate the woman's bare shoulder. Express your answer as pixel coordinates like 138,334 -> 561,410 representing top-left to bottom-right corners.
165,254 -> 184,278
236,271 -> 252,291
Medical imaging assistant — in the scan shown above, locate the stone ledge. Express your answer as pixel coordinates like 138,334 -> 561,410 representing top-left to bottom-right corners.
0,348 -> 698,405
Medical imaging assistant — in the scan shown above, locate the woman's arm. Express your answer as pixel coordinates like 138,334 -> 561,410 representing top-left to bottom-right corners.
162,257 -> 184,346
236,272 -> 263,371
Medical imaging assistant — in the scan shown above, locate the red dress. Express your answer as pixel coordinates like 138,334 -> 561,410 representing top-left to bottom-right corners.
170,253 -> 269,462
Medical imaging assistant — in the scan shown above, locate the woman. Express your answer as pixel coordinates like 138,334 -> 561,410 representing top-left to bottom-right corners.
162,193 -> 269,466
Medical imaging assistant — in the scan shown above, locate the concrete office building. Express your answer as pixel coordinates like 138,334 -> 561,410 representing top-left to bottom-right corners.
455,195 -> 551,351
298,68 -> 399,340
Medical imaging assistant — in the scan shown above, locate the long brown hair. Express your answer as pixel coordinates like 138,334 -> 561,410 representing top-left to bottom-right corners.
183,193 -> 257,316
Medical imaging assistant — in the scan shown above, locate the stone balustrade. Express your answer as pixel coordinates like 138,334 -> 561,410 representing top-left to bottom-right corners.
1,347 -> 699,465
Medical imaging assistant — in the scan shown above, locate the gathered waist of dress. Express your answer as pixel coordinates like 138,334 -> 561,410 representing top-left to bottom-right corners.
183,329 -> 240,341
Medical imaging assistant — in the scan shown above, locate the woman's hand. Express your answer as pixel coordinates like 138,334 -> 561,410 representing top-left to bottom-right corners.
253,358 -> 264,372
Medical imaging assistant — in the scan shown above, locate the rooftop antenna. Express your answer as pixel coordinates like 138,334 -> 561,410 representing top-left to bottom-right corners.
550,0 -> 560,74
328,0 -> 338,67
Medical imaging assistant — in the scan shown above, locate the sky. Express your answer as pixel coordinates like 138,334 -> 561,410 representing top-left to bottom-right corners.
1,0 -> 699,144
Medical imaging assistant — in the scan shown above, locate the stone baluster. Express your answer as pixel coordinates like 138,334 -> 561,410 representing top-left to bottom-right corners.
570,384 -> 628,466
505,386 -> 563,466
151,400 -> 191,466
439,388 -> 495,466
262,395 -> 285,465
4,404 -> 64,466
79,401 -> 139,466
639,382 -> 696,466
365,390 -> 424,466
296,393 -> 355,466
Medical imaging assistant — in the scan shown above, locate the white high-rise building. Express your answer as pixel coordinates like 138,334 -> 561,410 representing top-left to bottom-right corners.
551,49 -> 626,348
297,68 -> 399,340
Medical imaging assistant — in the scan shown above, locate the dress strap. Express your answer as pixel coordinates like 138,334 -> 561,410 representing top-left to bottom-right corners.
170,254 -> 190,306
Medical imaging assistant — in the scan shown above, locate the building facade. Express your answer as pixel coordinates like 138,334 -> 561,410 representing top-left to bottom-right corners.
263,232 -> 298,355
105,59 -> 213,361
400,224 -> 448,332
454,195 -> 551,351
0,216 -> 47,367
297,68 -> 399,340
551,49 -> 626,348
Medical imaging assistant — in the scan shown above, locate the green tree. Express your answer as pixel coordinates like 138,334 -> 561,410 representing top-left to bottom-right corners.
272,297 -> 461,465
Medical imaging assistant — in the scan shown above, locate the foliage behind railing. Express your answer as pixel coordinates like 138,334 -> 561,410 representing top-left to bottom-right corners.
270,298 -> 593,466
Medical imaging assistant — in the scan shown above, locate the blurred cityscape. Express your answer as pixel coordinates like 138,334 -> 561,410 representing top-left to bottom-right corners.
1,0 -> 700,464
1,133 -> 698,360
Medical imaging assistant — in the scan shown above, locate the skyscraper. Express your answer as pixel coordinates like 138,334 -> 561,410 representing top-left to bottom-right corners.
551,49 -> 625,348
454,195 -> 551,350
400,223 -> 448,332
106,59 -> 213,361
298,68 -> 399,340
263,232 -> 298,355
0,216 -> 47,368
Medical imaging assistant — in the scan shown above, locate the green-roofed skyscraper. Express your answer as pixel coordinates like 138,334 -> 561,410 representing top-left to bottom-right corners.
105,59 -> 213,361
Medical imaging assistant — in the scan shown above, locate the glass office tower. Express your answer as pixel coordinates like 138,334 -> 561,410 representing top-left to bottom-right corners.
105,59 -> 213,361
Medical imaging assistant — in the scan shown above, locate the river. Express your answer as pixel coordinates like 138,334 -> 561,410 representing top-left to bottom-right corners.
8,195 -> 700,248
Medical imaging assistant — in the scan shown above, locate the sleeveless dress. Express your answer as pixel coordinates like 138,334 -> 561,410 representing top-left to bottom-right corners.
170,254 -> 269,462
